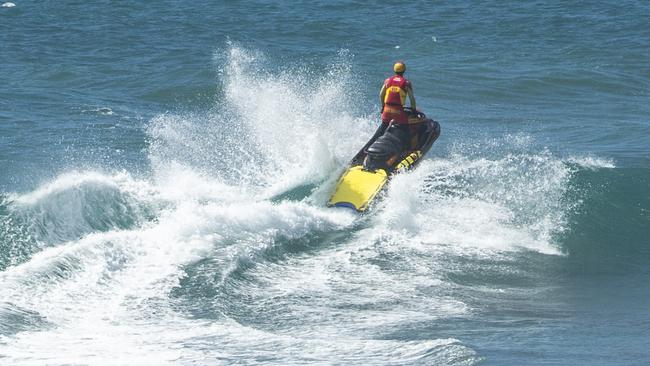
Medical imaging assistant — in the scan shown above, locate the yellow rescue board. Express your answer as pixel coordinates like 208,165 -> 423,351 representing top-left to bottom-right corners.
327,166 -> 388,212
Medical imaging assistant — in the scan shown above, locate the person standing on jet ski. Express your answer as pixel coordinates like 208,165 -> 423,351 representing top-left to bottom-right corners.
380,62 -> 416,126
371,62 -> 421,151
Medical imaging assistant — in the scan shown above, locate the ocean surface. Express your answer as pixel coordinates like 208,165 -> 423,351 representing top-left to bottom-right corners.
1,1 -> 649,365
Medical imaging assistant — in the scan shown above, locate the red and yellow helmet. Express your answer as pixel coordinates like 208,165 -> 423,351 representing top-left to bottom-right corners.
393,62 -> 406,74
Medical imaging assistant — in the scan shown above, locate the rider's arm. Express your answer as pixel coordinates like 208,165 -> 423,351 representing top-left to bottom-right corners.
379,84 -> 387,109
407,84 -> 416,111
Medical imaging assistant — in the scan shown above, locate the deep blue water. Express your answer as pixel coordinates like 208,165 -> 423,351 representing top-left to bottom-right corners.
1,1 -> 649,365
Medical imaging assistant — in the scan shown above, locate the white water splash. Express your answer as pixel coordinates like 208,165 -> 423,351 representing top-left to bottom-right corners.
566,156 -> 615,169
1,45 -> 600,365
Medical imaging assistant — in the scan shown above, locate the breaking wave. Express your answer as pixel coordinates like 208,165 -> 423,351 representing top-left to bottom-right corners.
0,45 -> 622,365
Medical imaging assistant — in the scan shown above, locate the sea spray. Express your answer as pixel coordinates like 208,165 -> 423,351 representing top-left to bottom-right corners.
0,42 -> 630,365
148,45 -> 375,200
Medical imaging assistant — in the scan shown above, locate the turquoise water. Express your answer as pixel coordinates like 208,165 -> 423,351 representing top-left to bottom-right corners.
1,1 -> 649,365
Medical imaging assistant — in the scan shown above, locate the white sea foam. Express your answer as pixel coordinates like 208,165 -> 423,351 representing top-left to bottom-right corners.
566,155 -> 615,169
146,47 -> 374,203
1,193 -> 355,363
219,45 -> 373,198
10,171 -> 153,206
375,151 -> 571,256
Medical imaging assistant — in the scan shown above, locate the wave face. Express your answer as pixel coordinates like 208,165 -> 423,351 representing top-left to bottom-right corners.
2,2 -> 650,364
2,45 -> 641,365
1,46 -> 478,365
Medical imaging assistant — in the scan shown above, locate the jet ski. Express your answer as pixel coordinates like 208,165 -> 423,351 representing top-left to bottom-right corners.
327,108 -> 441,212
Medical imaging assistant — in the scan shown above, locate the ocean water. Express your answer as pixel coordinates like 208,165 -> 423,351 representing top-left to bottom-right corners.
1,1 -> 649,365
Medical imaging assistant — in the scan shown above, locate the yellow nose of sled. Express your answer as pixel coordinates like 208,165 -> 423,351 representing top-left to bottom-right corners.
327,166 -> 388,212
